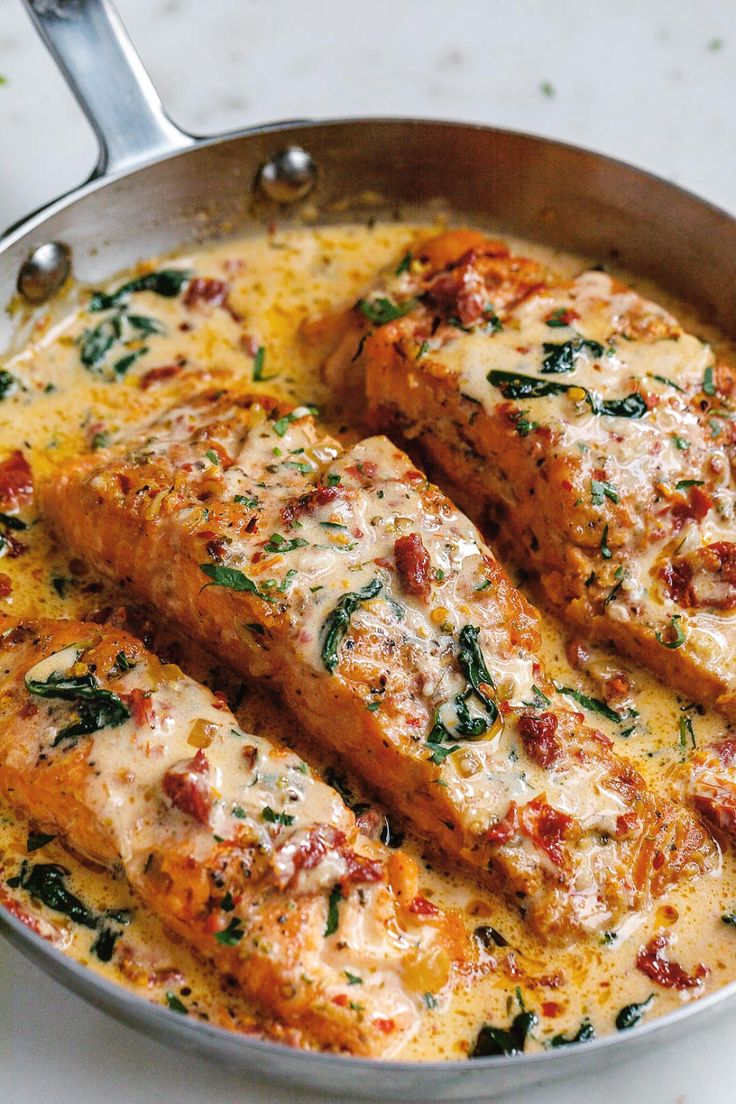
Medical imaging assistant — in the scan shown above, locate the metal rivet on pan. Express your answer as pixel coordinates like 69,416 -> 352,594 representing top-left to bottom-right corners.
257,147 -> 316,203
17,241 -> 71,304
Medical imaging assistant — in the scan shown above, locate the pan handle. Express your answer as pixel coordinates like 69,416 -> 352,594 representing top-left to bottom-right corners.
22,0 -> 195,178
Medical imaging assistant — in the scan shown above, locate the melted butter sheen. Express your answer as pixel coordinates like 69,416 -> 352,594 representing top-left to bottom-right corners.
2,223 -> 736,1061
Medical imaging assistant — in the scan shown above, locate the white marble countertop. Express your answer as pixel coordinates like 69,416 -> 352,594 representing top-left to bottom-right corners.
2,0 -> 736,1100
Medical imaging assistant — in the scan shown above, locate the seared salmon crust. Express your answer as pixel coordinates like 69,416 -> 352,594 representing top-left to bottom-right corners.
41,391 -> 716,942
339,230 -> 736,719
0,614 -> 464,1055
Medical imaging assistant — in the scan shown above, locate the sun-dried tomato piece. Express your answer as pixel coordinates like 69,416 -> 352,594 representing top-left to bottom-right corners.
661,541 -> 736,610
282,483 -> 344,527
184,277 -> 230,310
0,450 -> 33,513
517,712 -> 561,768
394,533 -> 431,599
636,932 -> 709,989
162,749 -> 211,825
122,687 -> 154,727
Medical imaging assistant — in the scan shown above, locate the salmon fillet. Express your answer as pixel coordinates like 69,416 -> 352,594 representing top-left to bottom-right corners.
0,615 -> 463,1056
337,229 -> 736,719
41,391 -> 716,942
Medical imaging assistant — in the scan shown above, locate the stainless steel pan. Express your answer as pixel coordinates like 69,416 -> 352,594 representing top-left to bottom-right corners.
2,1 -> 736,1098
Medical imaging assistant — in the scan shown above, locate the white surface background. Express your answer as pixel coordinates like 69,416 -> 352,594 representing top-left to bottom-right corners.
2,0 -> 736,1100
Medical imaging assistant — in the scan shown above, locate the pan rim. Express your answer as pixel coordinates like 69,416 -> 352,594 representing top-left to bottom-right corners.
2,114 -> 734,252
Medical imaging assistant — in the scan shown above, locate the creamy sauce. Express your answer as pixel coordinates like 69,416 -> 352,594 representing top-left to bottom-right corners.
1,222 -> 736,1061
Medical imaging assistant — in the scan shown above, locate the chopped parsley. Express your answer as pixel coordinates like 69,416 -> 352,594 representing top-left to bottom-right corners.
264,532 -> 308,553
395,252 -> 412,275
671,434 -> 690,451
325,885 -> 343,936
214,917 -> 245,945
272,406 -> 318,437
703,365 -> 716,396
557,685 -> 621,723
591,479 -> 619,505
600,523 -> 612,559
545,308 -> 571,328
261,806 -> 295,826
199,563 -> 276,602
655,615 -> 686,650
679,713 -> 696,754
252,345 -> 277,381
515,410 -> 538,436
234,494 -> 260,508
357,296 -> 418,326
675,479 -> 704,490
344,970 -> 363,985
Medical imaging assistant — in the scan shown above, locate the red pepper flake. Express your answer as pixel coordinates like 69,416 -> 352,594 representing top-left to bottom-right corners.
636,932 -> 709,990
372,1018 -> 396,1034
0,573 -> 12,597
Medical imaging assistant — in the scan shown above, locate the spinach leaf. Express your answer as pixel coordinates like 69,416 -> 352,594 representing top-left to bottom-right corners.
166,991 -> 188,1014
0,512 -> 27,531
549,1018 -> 595,1047
457,624 -> 499,731
487,370 -> 647,419
541,337 -> 604,374
0,369 -> 19,399
615,995 -> 654,1031
488,370 -> 569,400
25,670 -> 131,746
27,831 -> 55,853
471,1011 -> 538,1057
8,861 -> 97,928
79,315 -> 122,368
474,924 -> 509,949
320,577 -> 382,672
89,269 -> 190,311
7,862 -> 129,961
